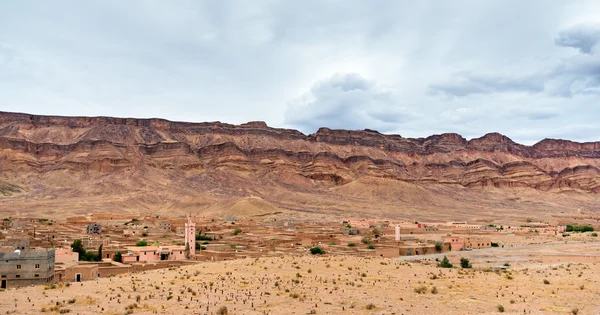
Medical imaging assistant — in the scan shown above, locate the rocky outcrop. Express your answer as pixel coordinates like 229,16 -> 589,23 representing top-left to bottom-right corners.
1,111 -> 600,195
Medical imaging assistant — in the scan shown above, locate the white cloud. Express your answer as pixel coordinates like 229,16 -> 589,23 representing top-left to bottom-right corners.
1,1 -> 600,143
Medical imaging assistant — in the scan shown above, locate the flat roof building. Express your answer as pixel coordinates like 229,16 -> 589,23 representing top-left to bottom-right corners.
0,247 -> 55,289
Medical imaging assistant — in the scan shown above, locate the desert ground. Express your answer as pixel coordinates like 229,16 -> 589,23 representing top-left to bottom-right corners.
1,242 -> 599,315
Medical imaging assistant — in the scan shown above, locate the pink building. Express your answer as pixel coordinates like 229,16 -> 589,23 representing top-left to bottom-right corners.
443,236 -> 465,251
122,245 -> 187,263
55,248 -> 78,264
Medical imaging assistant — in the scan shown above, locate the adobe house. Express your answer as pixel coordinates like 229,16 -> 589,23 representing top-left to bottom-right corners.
0,239 -> 30,250
54,263 -> 98,283
122,245 -> 187,263
464,237 -> 491,250
55,248 -> 79,264
0,247 -> 55,289
443,236 -> 465,251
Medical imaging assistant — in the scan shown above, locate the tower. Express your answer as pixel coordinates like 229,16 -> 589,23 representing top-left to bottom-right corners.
185,216 -> 196,257
395,225 -> 401,242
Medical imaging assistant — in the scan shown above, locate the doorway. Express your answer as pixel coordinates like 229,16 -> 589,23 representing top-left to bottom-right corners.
1,280 -> 6,289
75,274 -> 81,282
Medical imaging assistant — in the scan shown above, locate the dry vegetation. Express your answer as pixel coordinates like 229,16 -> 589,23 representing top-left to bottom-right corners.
1,256 -> 599,314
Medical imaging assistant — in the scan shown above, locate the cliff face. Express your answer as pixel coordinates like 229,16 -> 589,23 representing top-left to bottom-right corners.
1,111 -> 600,219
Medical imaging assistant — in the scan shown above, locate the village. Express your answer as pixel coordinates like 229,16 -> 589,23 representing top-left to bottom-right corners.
1,212 -> 598,290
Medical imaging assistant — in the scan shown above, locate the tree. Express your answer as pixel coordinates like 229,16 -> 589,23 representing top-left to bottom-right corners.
71,239 -> 86,260
460,257 -> 472,268
185,242 -> 190,259
310,247 -> 325,255
371,228 -> 381,236
98,244 -> 103,261
113,251 -> 122,263
435,241 -> 443,252
136,240 -> 148,247
233,228 -> 242,235
437,256 -> 453,268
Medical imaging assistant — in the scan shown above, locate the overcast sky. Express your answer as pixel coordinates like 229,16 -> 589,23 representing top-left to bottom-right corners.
2,1 -> 600,144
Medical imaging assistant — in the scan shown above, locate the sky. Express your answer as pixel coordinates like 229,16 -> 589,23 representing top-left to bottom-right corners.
1,1 -> 600,144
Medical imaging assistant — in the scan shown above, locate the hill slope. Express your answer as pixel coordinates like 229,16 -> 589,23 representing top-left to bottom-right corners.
0,111 -> 599,221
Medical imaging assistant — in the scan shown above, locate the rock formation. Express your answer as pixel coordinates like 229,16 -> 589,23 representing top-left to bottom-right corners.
1,111 -> 599,219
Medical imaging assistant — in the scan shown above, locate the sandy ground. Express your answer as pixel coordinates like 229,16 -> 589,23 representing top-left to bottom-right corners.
1,249 -> 599,315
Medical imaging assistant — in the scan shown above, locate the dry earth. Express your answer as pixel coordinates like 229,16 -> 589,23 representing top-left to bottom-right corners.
1,250 -> 599,315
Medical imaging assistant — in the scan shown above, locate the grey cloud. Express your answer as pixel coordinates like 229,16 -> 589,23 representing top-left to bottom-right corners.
555,24 -> 600,54
429,25 -> 600,99
429,72 -> 545,97
284,73 -> 414,133
2,1 -> 600,144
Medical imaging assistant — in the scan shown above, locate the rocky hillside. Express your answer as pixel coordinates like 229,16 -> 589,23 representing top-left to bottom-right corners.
0,111 -> 599,220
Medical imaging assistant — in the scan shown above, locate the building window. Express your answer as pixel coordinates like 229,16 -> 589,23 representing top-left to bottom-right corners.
1,275 -> 6,278
16,265 -> 21,269
35,264 -> 40,269
35,274 -> 39,277
15,275 -> 20,278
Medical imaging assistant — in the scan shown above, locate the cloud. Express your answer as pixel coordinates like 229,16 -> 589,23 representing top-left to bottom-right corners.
429,24 -> 600,99
555,24 -> 600,54
2,1 -> 600,143
284,73 -> 414,133
429,72 -> 545,97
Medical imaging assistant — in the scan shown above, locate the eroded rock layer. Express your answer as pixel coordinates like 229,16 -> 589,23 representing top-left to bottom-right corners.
1,111 -> 600,219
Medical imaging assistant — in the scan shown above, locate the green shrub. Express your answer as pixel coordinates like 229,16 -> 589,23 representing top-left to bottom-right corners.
367,245 -> 375,249
591,232 -> 598,237
310,247 -> 325,255
460,257 -> 472,268
437,256 -> 453,268
497,305 -> 505,312
113,252 -> 122,263
233,228 -> 242,235
136,240 -> 148,247
347,243 -> 356,247
361,236 -> 372,245
435,241 -> 443,252
566,225 -> 594,232
196,234 -> 213,241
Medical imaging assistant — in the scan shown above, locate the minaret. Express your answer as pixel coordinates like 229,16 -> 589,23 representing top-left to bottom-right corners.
185,216 -> 196,257
395,225 -> 401,242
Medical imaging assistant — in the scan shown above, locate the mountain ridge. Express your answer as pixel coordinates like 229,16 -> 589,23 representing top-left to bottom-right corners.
1,111 -> 599,220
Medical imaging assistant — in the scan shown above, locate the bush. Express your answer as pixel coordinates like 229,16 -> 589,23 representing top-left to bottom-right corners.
543,279 -> 550,285
566,225 -> 594,232
196,234 -> 213,241
430,286 -> 438,294
361,236 -> 372,245
460,257 -> 472,268
591,232 -> 598,237
233,228 -> 242,235
365,303 -> 376,310
437,256 -> 453,268
113,252 -> 122,263
497,305 -> 505,313
217,306 -> 228,315
310,247 -> 325,255
414,286 -> 427,294
348,243 -> 356,247
435,241 -> 443,252
136,240 -> 148,247
367,245 -> 375,249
